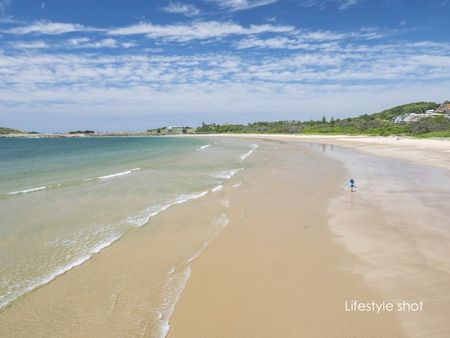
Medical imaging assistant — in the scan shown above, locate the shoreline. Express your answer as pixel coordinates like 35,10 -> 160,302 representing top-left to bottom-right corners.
3,132 -> 450,141
0,138 -> 259,337
184,134 -> 450,170
0,178 -> 234,337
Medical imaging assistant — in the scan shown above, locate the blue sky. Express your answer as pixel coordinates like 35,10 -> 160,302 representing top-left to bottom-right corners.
0,0 -> 449,132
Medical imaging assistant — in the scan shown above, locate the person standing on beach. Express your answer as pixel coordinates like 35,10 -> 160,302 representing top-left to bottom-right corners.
348,178 -> 356,192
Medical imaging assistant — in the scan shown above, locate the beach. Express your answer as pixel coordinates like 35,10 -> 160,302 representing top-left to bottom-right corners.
169,135 -> 450,338
0,135 -> 449,337
168,139 -> 405,337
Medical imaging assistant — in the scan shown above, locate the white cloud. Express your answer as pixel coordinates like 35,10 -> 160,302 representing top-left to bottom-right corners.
2,19 -> 294,41
162,2 -> 200,16
3,21 -> 98,34
12,40 -> 48,49
68,38 -> 119,48
208,0 -> 279,11
338,0 -> 359,10
2,39 -> 450,91
7,37 -> 133,50
234,28 -> 385,50
109,21 -> 294,41
295,0 -> 362,10
121,42 -> 136,48
68,37 -> 91,46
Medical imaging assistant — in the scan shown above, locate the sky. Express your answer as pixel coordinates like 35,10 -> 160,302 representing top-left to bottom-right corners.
0,0 -> 449,132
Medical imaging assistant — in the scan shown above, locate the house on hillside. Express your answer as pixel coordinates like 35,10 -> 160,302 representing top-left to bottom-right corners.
393,101 -> 450,124
393,113 -> 423,123
435,101 -> 450,114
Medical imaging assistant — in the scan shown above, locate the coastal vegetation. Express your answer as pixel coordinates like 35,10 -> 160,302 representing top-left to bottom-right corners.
68,130 -> 95,134
3,102 -> 450,138
194,102 -> 450,137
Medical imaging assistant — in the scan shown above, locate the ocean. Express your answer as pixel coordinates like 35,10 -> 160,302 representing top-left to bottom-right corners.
0,136 -> 257,314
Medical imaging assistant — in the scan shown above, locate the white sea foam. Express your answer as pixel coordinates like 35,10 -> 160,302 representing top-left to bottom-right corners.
89,234 -> 121,254
211,185 -> 223,192
157,214 -> 229,338
213,213 -> 230,228
98,168 -> 140,180
7,186 -> 46,195
125,204 -> 169,227
232,182 -> 242,188
197,144 -> 211,151
98,171 -> 132,180
126,191 -> 209,227
214,168 -> 243,180
1,189 -> 210,311
238,144 -> 258,161
172,191 -> 208,206
0,234 -> 121,310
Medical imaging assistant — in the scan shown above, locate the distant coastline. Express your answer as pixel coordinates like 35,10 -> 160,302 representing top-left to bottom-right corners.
2,101 -> 450,139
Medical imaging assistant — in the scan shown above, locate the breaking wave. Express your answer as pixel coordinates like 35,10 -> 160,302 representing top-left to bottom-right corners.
238,144 -> 258,161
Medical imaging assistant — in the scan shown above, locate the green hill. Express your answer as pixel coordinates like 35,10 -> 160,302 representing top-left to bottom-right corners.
371,102 -> 439,120
0,127 -> 23,135
194,101 -> 450,137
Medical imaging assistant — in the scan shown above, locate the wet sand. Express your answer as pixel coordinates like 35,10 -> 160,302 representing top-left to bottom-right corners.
188,134 -> 450,170
0,190 -> 231,337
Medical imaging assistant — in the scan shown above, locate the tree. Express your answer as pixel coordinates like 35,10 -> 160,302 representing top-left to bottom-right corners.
322,115 -> 327,124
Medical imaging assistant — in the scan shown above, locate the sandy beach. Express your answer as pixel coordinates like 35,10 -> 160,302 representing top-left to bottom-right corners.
168,139 -> 406,338
168,136 -> 450,338
0,135 -> 449,337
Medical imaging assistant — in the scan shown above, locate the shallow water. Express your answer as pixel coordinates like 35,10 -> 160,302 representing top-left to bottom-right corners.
0,136 -> 257,311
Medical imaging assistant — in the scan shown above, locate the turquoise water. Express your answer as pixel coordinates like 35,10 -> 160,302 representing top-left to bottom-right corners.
0,136 -> 256,310
1,137 -> 204,195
